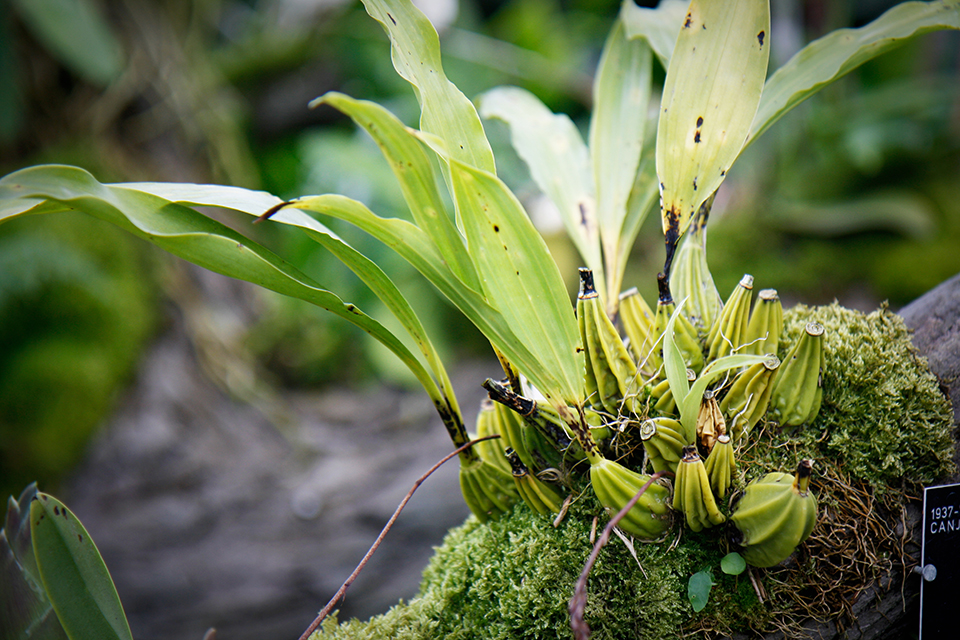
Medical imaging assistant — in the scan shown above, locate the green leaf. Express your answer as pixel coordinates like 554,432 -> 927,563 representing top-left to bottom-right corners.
30,493 -> 133,640
477,86 -> 602,292
687,570 -> 713,613
312,92 -> 482,292
748,0 -> 960,146
360,0 -> 495,173
115,181 -> 284,216
449,160 -> 583,405
10,0 -> 123,86
0,166 -> 446,414
263,207 -> 468,445
721,552 -> 747,575
590,11 -> 653,307
621,0 -> 688,68
278,194 -> 546,401
615,149 -> 659,301
657,0 -> 770,242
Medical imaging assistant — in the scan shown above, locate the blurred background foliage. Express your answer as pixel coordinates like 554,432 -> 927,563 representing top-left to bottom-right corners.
0,0 -> 957,498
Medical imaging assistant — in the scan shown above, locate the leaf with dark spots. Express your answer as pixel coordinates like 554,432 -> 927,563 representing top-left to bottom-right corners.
758,30 -> 765,47
684,12 -> 692,28
30,492 -> 134,640
493,224 -> 499,232
664,205 -> 680,228
661,208 -> 681,287
656,0 -> 769,243
386,12 -> 396,25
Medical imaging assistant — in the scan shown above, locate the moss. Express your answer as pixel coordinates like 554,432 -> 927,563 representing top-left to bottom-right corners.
314,303 -> 955,639
776,303 -> 955,490
319,495 -> 688,640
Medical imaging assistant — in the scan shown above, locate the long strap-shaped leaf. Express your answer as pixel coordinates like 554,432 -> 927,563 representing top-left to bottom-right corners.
748,0 -> 960,146
477,86 -> 602,294
272,208 -> 472,454
313,92 -> 481,292
360,0 -> 582,407
590,10 -> 653,310
106,178 -> 473,450
0,166 -> 448,419
615,150 -> 659,298
449,158 -> 584,406
279,194 -> 550,399
360,0 -> 495,174
656,0 -> 770,244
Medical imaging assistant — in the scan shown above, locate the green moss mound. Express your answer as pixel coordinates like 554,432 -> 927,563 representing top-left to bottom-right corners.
315,304 -> 955,639
322,498 -> 689,640
762,303 -> 955,489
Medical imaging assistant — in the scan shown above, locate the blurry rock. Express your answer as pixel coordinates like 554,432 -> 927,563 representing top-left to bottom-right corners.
65,270 -> 481,640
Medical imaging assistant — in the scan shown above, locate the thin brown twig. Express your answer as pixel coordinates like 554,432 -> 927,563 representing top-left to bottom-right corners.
569,471 -> 668,640
297,435 -> 500,640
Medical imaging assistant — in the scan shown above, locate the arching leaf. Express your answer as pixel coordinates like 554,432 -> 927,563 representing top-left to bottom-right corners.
590,12 -> 653,307
0,166 -> 446,410
478,86 -> 601,292
360,0 -> 495,174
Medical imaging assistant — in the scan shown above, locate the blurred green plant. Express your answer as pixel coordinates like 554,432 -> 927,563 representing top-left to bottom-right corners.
704,7 -> 960,305
0,213 -> 157,499
1,484 -> 134,640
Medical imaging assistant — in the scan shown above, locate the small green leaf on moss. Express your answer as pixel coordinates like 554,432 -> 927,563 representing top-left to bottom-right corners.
720,552 -> 746,575
688,570 -> 713,612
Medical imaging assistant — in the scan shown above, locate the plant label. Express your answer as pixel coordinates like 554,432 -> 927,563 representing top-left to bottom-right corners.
920,482 -> 960,638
